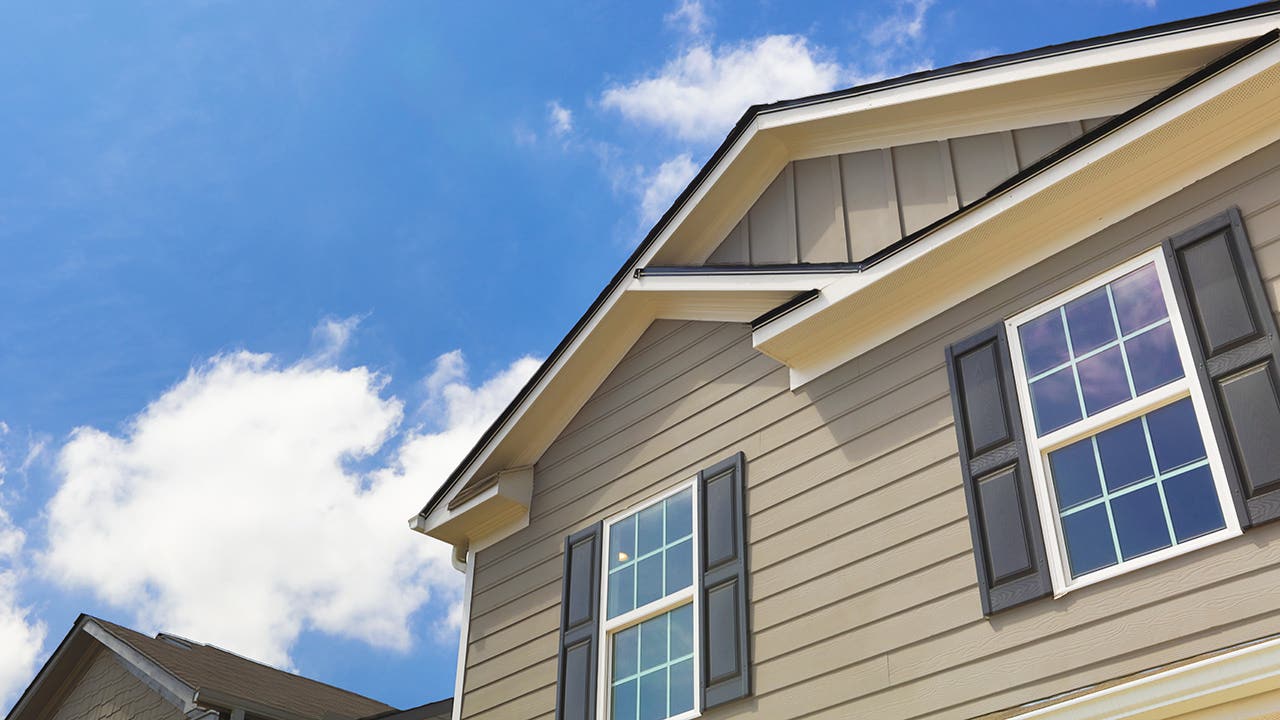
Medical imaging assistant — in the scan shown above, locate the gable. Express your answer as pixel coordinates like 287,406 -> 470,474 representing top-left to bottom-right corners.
705,118 -> 1110,266
45,646 -> 183,720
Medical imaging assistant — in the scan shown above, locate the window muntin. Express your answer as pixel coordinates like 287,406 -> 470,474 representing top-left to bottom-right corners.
1007,249 -> 1241,593
599,484 -> 699,720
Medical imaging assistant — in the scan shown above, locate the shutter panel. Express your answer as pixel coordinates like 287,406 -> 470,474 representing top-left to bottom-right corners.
1164,208 -> 1280,526
945,324 -> 1052,615
555,523 -> 601,720
698,452 -> 751,709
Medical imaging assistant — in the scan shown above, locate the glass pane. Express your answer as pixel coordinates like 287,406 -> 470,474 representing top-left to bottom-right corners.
636,554 -> 664,608
1147,398 -> 1206,473
1020,310 -> 1071,376
1112,264 -> 1167,334
665,489 -> 691,543
1030,367 -> 1082,435
609,566 -> 636,619
1096,418 -> 1154,493
1061,504 -> 1117,578
610,515 -> 637,569
637,503 -> 665,556
638,669 -> 667,720
1064,287 -> 1117,355
1111,484 -> 1172,560
1049,438 -> 1103,510
669,604 -> 694,660
640,612 -> 668,669
614,625 -> 639,680
669,659 -> 694,716
664,539 -> 692,595
1164,465 -> 1226,542
1077,346 -> 1132,415
1125,324 -> 1182,396
613,679 -> 638,720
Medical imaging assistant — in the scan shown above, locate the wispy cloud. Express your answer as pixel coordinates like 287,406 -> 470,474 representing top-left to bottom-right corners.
37,320 -> 538,669
548,100 -> 574,138
665,0 -> 710,37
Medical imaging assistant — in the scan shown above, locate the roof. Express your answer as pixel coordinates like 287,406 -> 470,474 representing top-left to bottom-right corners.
4,614 -> 412,720
90,617 -> 395,719
359,699 -> 453,720
416,1 -> 1280,525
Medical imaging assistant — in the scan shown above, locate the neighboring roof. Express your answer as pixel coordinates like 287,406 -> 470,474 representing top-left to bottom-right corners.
417,1 -> 1280,524
91,617 -> 395,720
4,614 -> 414,720
359,699 -> 453,720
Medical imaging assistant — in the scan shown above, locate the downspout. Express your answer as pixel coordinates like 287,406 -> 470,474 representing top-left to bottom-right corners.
451,548 -> 476,720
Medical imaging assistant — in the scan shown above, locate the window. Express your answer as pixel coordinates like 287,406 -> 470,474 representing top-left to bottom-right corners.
1006,248 -> 1241,593
599,484 -> 699,720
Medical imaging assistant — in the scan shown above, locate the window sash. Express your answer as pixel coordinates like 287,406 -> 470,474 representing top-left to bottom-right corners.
597,480 -> 701,720
1005,247 -> 1242,595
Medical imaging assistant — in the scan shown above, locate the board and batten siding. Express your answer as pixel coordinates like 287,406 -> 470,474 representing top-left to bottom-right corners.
459,139 -> 1280,720
705,118 -> 1112,266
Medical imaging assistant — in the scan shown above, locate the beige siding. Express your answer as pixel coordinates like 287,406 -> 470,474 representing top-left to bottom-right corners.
460,139 -> 1280,720
705,118 -> 1102,266
46,647 -> 183,720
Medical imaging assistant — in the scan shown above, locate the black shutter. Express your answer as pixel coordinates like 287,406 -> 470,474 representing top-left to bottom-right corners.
698,452 -> 751,709
945,324 -> 1052,615
1164,208 -> 1280,526
555,523 -> 601,720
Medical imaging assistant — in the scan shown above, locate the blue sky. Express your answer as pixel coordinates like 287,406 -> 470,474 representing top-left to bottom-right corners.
0,0 -> 1247,711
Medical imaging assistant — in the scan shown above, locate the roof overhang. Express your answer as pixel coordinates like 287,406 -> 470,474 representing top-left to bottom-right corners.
413,5 -> 1280,557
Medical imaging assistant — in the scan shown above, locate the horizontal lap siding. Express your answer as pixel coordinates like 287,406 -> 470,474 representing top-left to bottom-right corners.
460,141 -> 1280,720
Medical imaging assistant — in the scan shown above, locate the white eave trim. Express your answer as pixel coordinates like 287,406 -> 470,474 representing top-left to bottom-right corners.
82,620 -> 200,714
1005,635 -> 1280,720
630,272 -> 847,293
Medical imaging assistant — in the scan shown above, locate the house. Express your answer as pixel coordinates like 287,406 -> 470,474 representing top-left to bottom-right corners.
4,615 -> 452,720
410,3 -> 1280,719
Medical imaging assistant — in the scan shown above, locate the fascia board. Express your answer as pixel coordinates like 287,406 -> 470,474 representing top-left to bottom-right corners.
81,620 -> 198,714
630,273 -> 845,293
755,38 -> 1280,388
1003,635 -> 1280,720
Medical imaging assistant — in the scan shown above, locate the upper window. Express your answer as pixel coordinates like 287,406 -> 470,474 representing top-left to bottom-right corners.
1006,248 -> 1242,593
600,483 -> 699,720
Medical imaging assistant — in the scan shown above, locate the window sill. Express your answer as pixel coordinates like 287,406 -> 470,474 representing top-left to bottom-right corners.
1051,525 -> 1242,598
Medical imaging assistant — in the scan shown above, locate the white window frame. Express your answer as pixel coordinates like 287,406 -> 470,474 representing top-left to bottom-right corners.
1005,246 -> 1242,596
596,479 -> 702,720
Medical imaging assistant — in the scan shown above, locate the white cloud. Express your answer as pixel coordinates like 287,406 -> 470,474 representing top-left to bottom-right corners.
640,154 -> 698,224
40,332 -> 540,669
600,35 -> 842,142
548,101 -> 574,138
0,503 -> 47,713
666,0 -> 709,36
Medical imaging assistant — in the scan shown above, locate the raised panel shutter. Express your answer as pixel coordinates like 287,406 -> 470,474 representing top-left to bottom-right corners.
1164,208 -> 1280,526
945,324 -> 1052,615
555,523 -> 601,720
698,452 -> 751,709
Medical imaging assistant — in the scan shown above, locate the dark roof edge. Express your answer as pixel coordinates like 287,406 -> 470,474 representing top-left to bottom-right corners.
418,1 -> 1280,521
637,263 -> 861,277
359,698 -> 454,720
